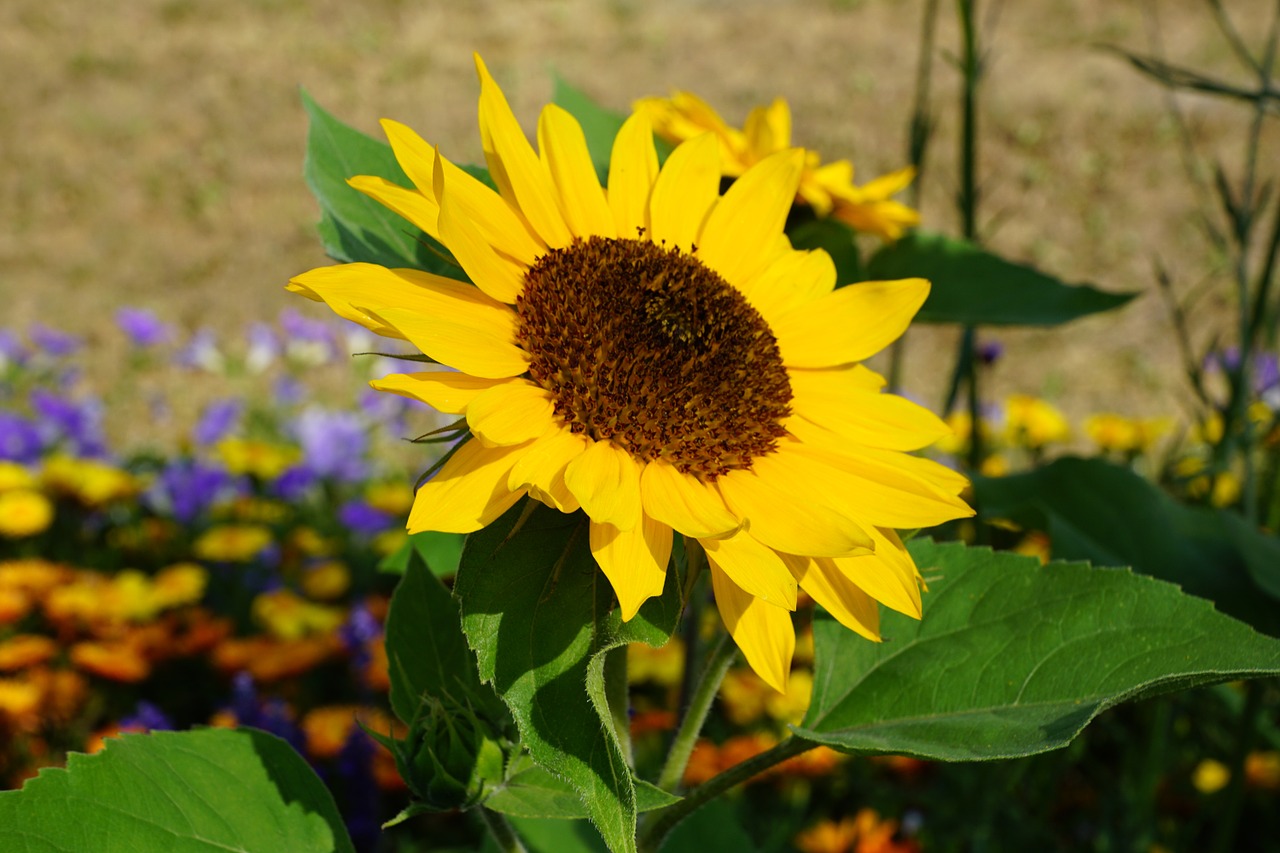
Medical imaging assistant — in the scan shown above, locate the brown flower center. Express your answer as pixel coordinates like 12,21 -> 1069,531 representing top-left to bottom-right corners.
515,236 -> 792,480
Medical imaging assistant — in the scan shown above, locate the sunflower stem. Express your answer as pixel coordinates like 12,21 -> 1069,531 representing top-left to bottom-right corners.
479,807 -> 528,853
655,632 -> 737,794
639,736 -> 814,852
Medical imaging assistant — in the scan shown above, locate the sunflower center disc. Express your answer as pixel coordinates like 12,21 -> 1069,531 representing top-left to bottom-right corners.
516,236 -> 792,480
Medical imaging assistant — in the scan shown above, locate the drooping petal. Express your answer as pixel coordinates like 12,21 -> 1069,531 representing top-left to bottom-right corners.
828,527 -> 923,619
697,148 -> 804,286
437,185 -> 527,304
700,531 -> 796,610
538,103 -> 615,239
370,371 -> 510,414
466,381 -> 556,447
508,427 -> 588,513
772,278 -> 930,367
647,133 -> 721,252
362,291 -> 528,380
287,263 -> 464,339
474,54 -> 573,248
347,175 -> 440,237
590,513 -> 672,621
639,459 -> 740,539
408,438 -> 529,533
780,553 -> 880,642
607,113 -> 659,239
709,561 -> 795,693
563,439 -> 643,530
717,460 -> 873,557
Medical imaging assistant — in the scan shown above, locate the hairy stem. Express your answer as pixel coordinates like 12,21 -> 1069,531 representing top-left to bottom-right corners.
655,632 -> 737,794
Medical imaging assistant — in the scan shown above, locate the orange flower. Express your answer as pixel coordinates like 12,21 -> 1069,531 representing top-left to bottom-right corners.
70,641 -> 151,682
778,745 -> 844,778
302,705 -> 400,761
0,635 -> 58,671
212,635 -> 341,682
795,816 -> 860,853
1246,751 -> 1280,790
795,810 -> 919,853
0,677 -> 42,730
629,709 -> 677,737
364,640 -> 390,693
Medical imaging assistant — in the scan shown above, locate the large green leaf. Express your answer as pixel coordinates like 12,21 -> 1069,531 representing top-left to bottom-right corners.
379,529 -> 466,578
485,764 -> 678,820
455,501 -> 686,853
973,456 -> 1280,635
795,539 -> 1280,761
384,549 -> 503,726
0,728 -> 354,853
302,89 -> 470,278
866,230 -> 1135,326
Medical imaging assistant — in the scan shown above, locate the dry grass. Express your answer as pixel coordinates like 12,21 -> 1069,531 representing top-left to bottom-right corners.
2,0 -> 1276,445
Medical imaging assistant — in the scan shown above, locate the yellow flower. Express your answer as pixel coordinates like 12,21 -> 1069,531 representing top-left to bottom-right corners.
289,56 -> 972,691
0,490 -> 54,538
765,668 -> 813,724
627,639 -> 684,688
365,481 -> 415,516
301,560 -> 351,600
634,91 -> 920,240
1004,395 -> 1070,449
216,438 -> 300,480
0,635 -> 58,672
150,563 -> 208,609
42,456 -> 136,505
252,588 -> 345,640
1084,413 -> 1139,453
0,462 -> 37,493
371,528 -> 408,558
193,524 -> 274,562
1193,758 -> 1231,794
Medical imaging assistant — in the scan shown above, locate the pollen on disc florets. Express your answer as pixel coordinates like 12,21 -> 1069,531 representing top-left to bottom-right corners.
515,235 -> 792,480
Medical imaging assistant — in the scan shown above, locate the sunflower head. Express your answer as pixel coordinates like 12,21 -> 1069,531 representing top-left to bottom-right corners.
289,55 -> 972,691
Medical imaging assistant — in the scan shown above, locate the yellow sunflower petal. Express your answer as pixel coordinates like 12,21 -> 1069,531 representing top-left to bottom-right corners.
743,98 -> 791,156
709,561 -> 795,693
828,527 -> 923,618
608,112 -> 659,238
734,247 -> 836,323
369,371 -> 510,415
408,438 -> 529,533
508,427 -> 588,513
287,263 -> 449,339
781,553 -> 881,642
697,148 -> 804,286
363,289 -> 527,379
379,119 -> 442,217
639,459 -> 740,539
434,150 -> 543,266
590,514 -> 672,621
466,381 -> 556,447
563,439 -> 643,530
772,278 -> 930,367
647,132 -> 721,252
474,54 -> 573,248
347,175 -> 440,237
717,460 -> 874,557
788,371 -> 951,451
437,183 -> 526,304
859,166 -> 917,199
538,103 -> 615,239
700,531 -> 796,610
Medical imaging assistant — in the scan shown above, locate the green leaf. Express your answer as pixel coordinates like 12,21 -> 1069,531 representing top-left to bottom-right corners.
866,230 -> 1135,326
379,529 -> 466,577
301,89 -> 470,278
482,817 -> 608,853
973,456 -> 1280,635
385,549 -> 504,727
659,798 -> 758,853
787,218 -> 863,286
795,540 -> 1280,761
0,728 -> 354,853
455,501 -> 686,853
485,765 -> 679,820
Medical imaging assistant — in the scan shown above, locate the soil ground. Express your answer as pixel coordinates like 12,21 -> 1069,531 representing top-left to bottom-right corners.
2,0 -> 1276,446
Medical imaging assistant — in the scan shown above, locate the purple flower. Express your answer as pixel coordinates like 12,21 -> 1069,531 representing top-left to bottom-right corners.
292,407 -> 368,482
144,459 -> 238,523
120,700 -> 174,732
176,327 -> 225,373
0,331 -> 29,369
227,672 -> 305,753
29,390 -> 106,457
0,412 -> 43,464
1253,353 -> 1279,395
272,464 -> 317,501
279,308 -> 339,366
28,323 -> 82,358
338,602 -> 381,654
245,323 -> 280,374
977,339 -> 1004,366
193,399 -> 243,446
115,308 -> 173,348
273,376 -> 305,407
338,500 -> 394,538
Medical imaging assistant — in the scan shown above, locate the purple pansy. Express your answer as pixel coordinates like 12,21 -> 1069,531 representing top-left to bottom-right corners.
115,308 -> 174,348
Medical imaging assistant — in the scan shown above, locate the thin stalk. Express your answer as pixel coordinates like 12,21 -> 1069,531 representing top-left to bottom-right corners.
1211,681 -> 1265,853
638,736 -> 814,853
654,633 -> 737,794
479,807 -> 528,853
604,645 -> 633,769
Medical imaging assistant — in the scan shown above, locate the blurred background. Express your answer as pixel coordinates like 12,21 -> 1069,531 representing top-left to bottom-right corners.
2,0 -> 1273,442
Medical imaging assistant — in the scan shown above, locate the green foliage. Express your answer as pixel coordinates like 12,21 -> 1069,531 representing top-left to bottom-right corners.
974,456 -> 1280,634
795,539 -> 1280,760
379,529 -> 466,577
485,764 -> 678,820
0,728 -> 354,853
455,500 -> 686,853
866,230 -> 1135,325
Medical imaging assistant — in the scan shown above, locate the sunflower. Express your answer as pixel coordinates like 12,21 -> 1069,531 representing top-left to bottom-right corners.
289,56 -> 972,691
634,91 -> 921,240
